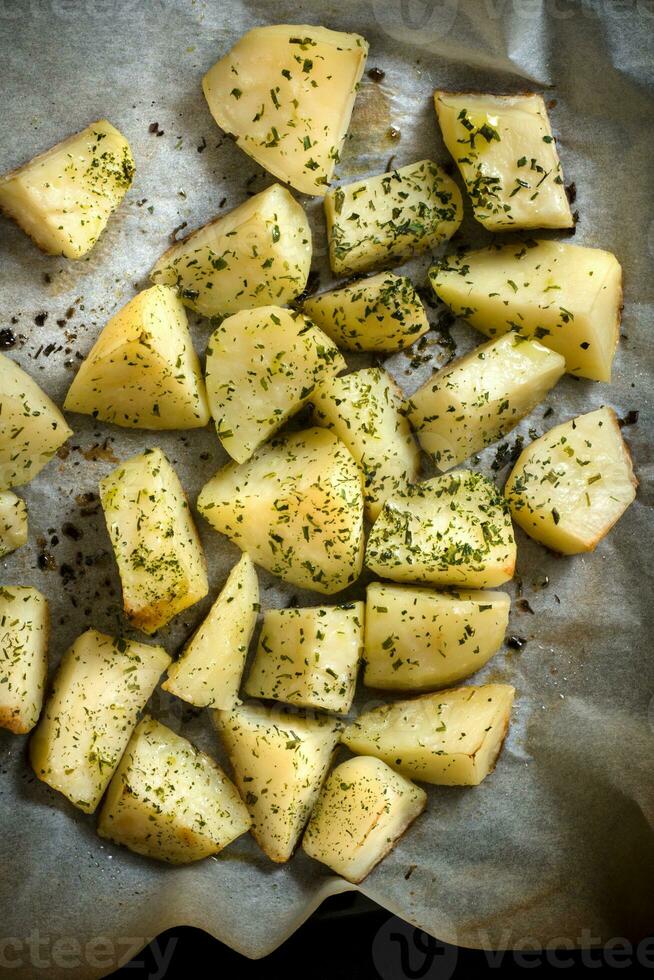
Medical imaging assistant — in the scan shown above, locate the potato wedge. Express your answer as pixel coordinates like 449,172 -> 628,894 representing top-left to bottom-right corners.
430,240 -> 623,382
64,285 -> 209,430
205,306 -> 345,463
303,272 -> 429,352
505,406 -> 637,554
100,448 -> 208,634
150,184 -> 311,318
198,427 -> 364,595
406,334 -> 565,470
243,602 -> 363,714
0,120 -> 134,258
434,92 -> 573,231
325,160 -> 463,276
215,701 -> 341,862
0,586 -> 48,734
364,583 -> 510,690
30,629 -> 170,812
203,25 -> 368,196
365,470 -> 516,588
302,756 -> 426,883
162,553 -> 259,710
0,353 -> 72,490
342,684 -> 515,785
0,492 -> 27,558
97,716 -> 251,864
311,367 -> 420,520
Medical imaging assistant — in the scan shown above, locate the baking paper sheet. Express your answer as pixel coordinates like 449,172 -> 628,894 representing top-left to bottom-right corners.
1,0 -> 653,974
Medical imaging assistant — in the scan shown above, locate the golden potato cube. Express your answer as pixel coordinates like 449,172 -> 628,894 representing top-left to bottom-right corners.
100,448 -> 208,633
30,629 -> 170,812
243,602 -> 363,713
97,716 -> 252,864
325,159 -> 463,276
0,353 -> 72,490
364,583 -> 510,690
0,586 -> 48,734
205,306 -> 345,463
406,333 -> 565,470
203,25 -> 368,196
505,406 -> 637,554
302,756 -> 426,882
162,553 -> 259,710
0,492 -> 27,558
430,240 -> 623,382
0,120 -> 134,258
365,470 -> 516,588
342,684 -> 516,785
151,184 -> 311,318
64,285 -> 209,430
434,91 -> 573,230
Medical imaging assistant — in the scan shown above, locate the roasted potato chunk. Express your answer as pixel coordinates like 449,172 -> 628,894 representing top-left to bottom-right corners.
30,629 -> 170,812
163,553 -> 259,710
203,25 -> 368,196
365,470 -> 516,588
364,583 -> 510,690
302,756 -> 426,883
100,448 -> 208,634
64,285 -> 209,430
0,586 -> 48,734
406,334 -> 565,470
243,602 -> 363,713
97,716 -> 251,864
0,353 -> 72,490
430,240 -> 623,382
198,428 -> 364,595
0,492 -> 27,558
215,702 -> 341,862
303,273 -> 429,353
151,184 -> 311,318
434,92 -> 573,230
205,306 -> 345,463
505,407 -> 637,554
0,120 -> 134,258
324,160 -> 463,276
342,684 -> 515,785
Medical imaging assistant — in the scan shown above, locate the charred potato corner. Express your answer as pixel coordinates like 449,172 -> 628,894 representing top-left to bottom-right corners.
0,16 -> 638,893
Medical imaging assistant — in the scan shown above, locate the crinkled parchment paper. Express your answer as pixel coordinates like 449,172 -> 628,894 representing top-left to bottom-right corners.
1,0 -> 653,974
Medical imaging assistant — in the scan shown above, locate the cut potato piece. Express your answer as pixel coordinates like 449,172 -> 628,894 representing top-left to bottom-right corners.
505,406 -> 637,554
406,334 -> 565,470
151,184 -> 311,318
302,756 -> 426,883
303,273 -> 429,352
215,701 -> 341,862
203,25 -> 368,196
30,629 -> 170,812
434,91 -> 573,231
97,716 -> 251,864
243,602 -> 363,713
0,492 -> 27,558
100,448 -> 208,634
162,553 -> 259,710
342,684 -> 515,785
198,427 -> 364,595
430,240 -> 623,382
311,367 -> 420,520
366,470 -> 516,588
0,353 -> 72,490
325,160 -> 463,276
364,583 -> 510,690
0,120 -> 134,258
64,285 -> 209,430
0,586 -> 48,734
206,306 -> 345,463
